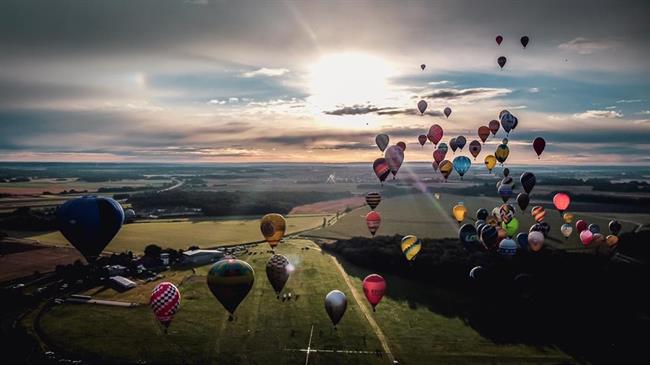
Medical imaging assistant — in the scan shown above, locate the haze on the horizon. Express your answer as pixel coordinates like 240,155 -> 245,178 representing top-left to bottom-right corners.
1,0 -> 649,164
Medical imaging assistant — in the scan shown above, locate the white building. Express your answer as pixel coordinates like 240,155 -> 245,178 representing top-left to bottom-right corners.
181,249 -> 224,266
109,276 -> 136,290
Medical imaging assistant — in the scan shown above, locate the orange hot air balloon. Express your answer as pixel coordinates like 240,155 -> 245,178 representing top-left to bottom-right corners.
452,203 -> 468,224
553,193 -> 571,214
478,126 -> 490,144
366,211 -> 381,236
260,214 -> 287,249
606,235 -> 619,247
439,160 -> 453,181
531,206 -> 546,222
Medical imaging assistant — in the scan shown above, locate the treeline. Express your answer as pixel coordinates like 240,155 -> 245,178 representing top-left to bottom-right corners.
0,207 -> 56,231
128,190 -> 352,216
324,234 -> 649,364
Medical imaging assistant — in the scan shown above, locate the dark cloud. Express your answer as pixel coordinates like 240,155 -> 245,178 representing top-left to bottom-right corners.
323,105 -> 391,116
377,109 -> 443,117
311,142 -> 375,151
421,88 -> 510,101
0,77 -> 117,107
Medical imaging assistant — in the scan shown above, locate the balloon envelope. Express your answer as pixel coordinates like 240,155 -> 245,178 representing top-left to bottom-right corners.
588,224 -> 601,234
150,282 -> 181,328
531,206 -> 546,222
325,290 -> 347,327
478,126 -> 490,143
580,230 -> 594,246
266,254 -> 291,295
521,36 -> 530,48
401,235 -> 422,261
481,225 -> 498,249
444,107 -> 452,118
438,143 -> 448,154
375,134 -> 389,152
495,144 -> 510,164
469,140 -> 481,159
396,141 -> 406,151
452,204 -> 468,223
496,35 -> 503,45
520,172 -> 536,194
207,259 -> 255,315
420,64 -> 426,70
517,193 -> 530,211
56,196 -> 124,262
417,100 -> 428,115
373,158 -> 390,183
362,274 -> 386,310
456,136 -> 467,150
516,232 -> 529,250
427,124 -> 444,145
453,156 -> 471,178
497,56 -> 507,69
439,160 -> 453,181
533,137 -> 546,158
609,220 -> 622,235
260,213 -> 286,248
553,193 -> 571,212
476,208 -> 489,221
433,149 -> 446,164
576,220 -> 588,233
560,223 -> 573,239
484,155 -> 497,172
459,223 -> 480,250
498,239 -> 518,257
488,120 -> 500,136
449,138 -> 458,153
384,145 -> 404,177
365,192 -> 381,210
366,211 -> 381,236
563,213 -> 574,224
528,231 -> 544,252
498,183 -> 513,203
418,134 -> 427,146
502,218 -> 519,237
499,204 -> 515,224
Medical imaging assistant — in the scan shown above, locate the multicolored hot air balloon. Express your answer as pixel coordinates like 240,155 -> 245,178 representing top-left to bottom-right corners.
375,134 -> 389,152
469,140 -> 481,159
456,136 -> 467,150
531,206 -> 546,222
499,204 -> 515,223
495,143 -> 509,165
438,142 -> 448,154
497,56 -> 507,69
459,224 -> 480,250
150,282 -> 181,332
520,36 -> 530,48
444,107 -> 452,118
325,290 -> 347,328
481,225 -> 498,249
520,172 -> 536,194
452,203 -> 468,224
478,126 -> 490,144
401,235 -> 422,261
418,134 -> 427,146
417,100 -> 428,115
553,193 -> 571,214
533,137 -> 546,158
528,231 -> 544,252
496,35 -> 503,45
484,155 -> 497,173
260,213 -> 286,249
366,211 -> 381,236
453,156 -> 471,179
488,120 -> 500,136
56,196 -> 124,263
427,124 -> 444,146
266,254 -> 291,297
207,259 -> 255,319
373,158 -> 390,184
362,274 -> 386,311
365,192 -> 381,210
385,145 -> 404,178
501,218 -> 519,238
498,183 -> 513,203
563,213 -> 574,224
500,112 -> 516,135
560,223 -> 573,239
439,160 -> 453,181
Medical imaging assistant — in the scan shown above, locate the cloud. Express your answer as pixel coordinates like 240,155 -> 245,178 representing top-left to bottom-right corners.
323,104 -> 391,116
241,68 -> 289,78
421,88 -> 511,103
427,80 -> 450,86
558,37 -> 616,54
605,106 -> 617,109
208,99 -> 226,105
528,88 -> 540,93
572,110 -> 624,119
636,110 -> 650,115
376,109 -> 443,117
616,99 -> 642,103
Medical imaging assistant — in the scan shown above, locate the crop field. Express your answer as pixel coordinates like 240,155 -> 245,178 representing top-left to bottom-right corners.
21,214 -> 332,253
0,178 -> 171,195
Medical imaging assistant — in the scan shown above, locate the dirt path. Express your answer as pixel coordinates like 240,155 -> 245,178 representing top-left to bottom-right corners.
328,254 -> 395,364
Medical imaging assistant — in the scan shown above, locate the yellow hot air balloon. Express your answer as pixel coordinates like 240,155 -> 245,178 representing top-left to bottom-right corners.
606,235 -> 619,247
401,235 -> 421,261
484,155 -> 497,173
260,213 -> 286,249
452,203 -> 468,224
439,160 -> 453,181
562,212 -> 574,224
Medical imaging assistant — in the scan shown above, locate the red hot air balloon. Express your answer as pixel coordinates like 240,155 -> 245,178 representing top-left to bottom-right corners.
150,282 -> 181,332
469,140 -> 481,160
553,193 -> 570,214
427,124 -> 444,146
396,141 -> 407,151
497,56 -> 507,69
417,100 -> 427,115
362,274 -> 386,311
373,158 -> 390,184
533,137 -> 546,158
478,126 -> 490,144
433,149 -> 446,164
366,211 -> 381,236
496,35 -> 503,45
488,120 -> 500,136
418,134 -> 427,147
444,107 -> 452,118
576,219 -> 588,233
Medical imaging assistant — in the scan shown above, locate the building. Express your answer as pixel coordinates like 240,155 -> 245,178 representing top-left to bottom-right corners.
105,265 -> 127,276
160,253 -> 170,266
181,249 -> 224,266
109,276 -> 136,290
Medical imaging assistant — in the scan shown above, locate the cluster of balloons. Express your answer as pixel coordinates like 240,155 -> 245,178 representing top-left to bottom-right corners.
495,34 -> 530,69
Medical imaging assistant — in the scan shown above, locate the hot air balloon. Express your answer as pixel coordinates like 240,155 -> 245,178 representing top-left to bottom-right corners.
373,158 -> 390,184
481,225 -> 498,249
606,235 -> 619,247
528,231 -> 544,252
495,144 -> 509,165
498,183 -> 513,203
444,107 -> 452,118
576,220 -> 588,233
449,138 -> 458,153
438,142 -> 448,154
150,282 -> 181,332
207,259 -> 255,319
469,140 -> 481,160
453,156 -> 471,179
498,239 -> 518,257
478,126 -> 490,144
396,141 -> 407,151
516,232 -> 528,250
488,120 -> 500,136
456,136 -> 467,150
385,145 -> 404,178
516,193 -> 529,211
520,172 -> 536,194
56,196 -> 124,262
531,206 -> 546,222
452,203 -> 468,224
260,213 -> 286,249
420,64 -> 426,71
588,224 -> 600,234
592,233 -> 605,245
431,161 -> 439,172
433,149 -> 446,164
459,223 -> 480,250
580,230 -> 593,246
427,124 -> 444,146
609,220 -> 622,235
560,223 -> 573,239
530,222 -> 551,238
325,290 -> 347,328
417,100 -> 428,115
477,208 -> 489,221
497,56 -> 507,69
469,266 -> 484,280
362,274 -> 386,311
502,218 -> 519,237
500,113 -> 516,135
484,155 -> 497,173
496,35 -> 503,45
520,36 -> 530,48
533,137 -> 546,158
375,134 -> 389,152
553,193 -> 570,214
563,213 -> 574,224
499,204 -> 515,223
439,160 -> 453,181
401,235 -> 422,261
266,254 -> 291,297
366,211 -> 381,236
418,134 -> 427,146
365,192 -> 381,210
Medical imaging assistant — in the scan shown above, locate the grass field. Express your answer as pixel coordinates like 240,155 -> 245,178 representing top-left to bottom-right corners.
309,192 -> 648,252
0,178 -> 170,195
21,214 -> 332,253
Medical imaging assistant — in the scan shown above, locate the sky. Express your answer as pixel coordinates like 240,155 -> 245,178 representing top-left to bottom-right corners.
1,0 -> 649,164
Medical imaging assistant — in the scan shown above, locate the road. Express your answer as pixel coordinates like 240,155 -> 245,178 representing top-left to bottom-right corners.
157,178 -> 184,193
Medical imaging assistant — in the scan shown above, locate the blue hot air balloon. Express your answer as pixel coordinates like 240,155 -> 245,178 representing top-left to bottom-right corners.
453,156 -> 471,180
56,196 -> 124,262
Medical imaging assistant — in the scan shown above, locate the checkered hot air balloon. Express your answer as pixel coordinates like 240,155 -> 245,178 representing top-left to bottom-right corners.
266,254 -> 291,297
150,282 -> 181,331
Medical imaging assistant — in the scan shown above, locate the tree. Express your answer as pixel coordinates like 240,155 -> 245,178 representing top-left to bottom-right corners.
144,244 -> 162,258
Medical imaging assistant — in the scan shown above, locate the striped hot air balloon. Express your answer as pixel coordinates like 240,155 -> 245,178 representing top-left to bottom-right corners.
365,192 -> 381,210
531,206 -> 546,222
366,211 -> 381,236
150,282 -> 181,331
401,235 -> 421,261
373,158 -> 390,184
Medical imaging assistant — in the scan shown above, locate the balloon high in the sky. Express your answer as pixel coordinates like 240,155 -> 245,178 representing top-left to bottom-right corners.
553,193 -> 571,214
427,124 -> 444,146
207,259 -> 255,318
500,112 -> 516,135
375,134 -> 389,152
420,64 -> 426,71
484,155 -> 497,173
56,196 -> 125,262
150,282 -> 181,331
444,107 -> 452,118
495,143 -> 510,165
449,138 -> 458,153
438,142 -> 448,154
260,213 -> 286,249
453,156 -> 471,179
385,145 -> 404,178
498,56 -> 507,69
469,140 -> 481,160
488,120 -> 500,136
456,136 -> 467,150
533,137 -> 546,158
521,36 -> 530,48
417,100 -> 428,115
520,172 -> 536,194
439,160 -> 453,181
401,235 -> 422,261
418,134 -> 427,146
373,158 -> 390,183
266,254 -> 291,297
365,192 -> 381,210
325,290 -> 347,328
362,274 -> 386,311
366,211 -> 381,236
496,35 -> 503,45
478,126 -> 490,143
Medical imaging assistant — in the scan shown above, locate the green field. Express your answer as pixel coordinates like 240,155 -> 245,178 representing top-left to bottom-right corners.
310,192 -> 646,251
22,214 -> 331,253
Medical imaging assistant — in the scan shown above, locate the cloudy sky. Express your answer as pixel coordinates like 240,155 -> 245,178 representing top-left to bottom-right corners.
1,0 -> 649,164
